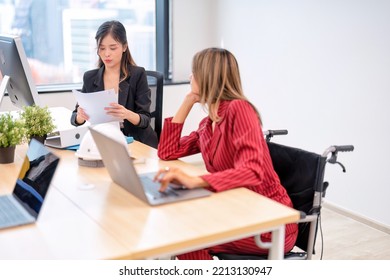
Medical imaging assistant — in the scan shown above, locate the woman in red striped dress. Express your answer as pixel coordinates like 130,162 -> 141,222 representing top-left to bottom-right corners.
155,47 -> 298,260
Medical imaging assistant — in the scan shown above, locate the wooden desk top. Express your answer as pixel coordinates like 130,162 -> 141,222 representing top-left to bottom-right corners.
1,142 -> 300,259
49,141 -> 300,259
0,146 -> 128,259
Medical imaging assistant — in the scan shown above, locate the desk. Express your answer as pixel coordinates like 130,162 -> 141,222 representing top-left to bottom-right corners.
1,142 -> 300,260
0,146 -> 129,259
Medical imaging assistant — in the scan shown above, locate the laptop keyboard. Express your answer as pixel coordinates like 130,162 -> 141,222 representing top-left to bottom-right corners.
139,177 -> 179,199
0,196 -> 32,228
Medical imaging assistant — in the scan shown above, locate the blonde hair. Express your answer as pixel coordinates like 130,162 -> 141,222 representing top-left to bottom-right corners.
192,48 -> 247,122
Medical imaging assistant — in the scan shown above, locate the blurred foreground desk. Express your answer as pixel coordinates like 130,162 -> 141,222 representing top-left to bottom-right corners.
1,141 -> 299,260
0,145 -> 128,259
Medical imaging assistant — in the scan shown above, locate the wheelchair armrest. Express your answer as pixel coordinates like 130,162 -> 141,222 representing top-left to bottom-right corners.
297,213 -> 318,224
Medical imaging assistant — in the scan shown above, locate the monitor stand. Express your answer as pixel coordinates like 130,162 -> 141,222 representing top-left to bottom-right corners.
0,75 -> 10,105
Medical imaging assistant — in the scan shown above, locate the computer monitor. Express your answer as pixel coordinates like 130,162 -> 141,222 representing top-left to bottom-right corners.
0,34 -> 41,109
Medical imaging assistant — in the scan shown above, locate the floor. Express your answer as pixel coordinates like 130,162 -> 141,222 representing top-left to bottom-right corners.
312,207 -> 390,260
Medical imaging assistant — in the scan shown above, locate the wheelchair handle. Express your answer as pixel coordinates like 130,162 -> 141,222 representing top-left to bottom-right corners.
264,129 -> 288,141
323,145 -> 354,173
322,145 -> 354,157
334,145 -> 354,152
264,129 -> 288,136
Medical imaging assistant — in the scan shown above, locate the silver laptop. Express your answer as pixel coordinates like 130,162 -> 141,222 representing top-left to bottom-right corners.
89,127 -> 212,206
0,139 -> 60,229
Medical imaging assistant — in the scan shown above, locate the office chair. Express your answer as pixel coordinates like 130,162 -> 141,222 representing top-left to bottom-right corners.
213,130 -> 354,260
146,70 -> 164,141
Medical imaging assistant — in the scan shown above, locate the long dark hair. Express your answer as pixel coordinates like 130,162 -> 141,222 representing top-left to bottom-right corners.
95,20 -> 136,83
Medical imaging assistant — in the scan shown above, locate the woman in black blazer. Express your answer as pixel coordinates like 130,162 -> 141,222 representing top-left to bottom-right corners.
70,20 -> 158,148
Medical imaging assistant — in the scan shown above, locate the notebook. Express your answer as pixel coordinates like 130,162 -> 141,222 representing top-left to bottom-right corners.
0,139 -> 60,229
89,127 -> 212,206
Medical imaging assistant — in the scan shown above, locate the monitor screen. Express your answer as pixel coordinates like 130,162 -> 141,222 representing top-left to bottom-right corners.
0,34 -> 41,109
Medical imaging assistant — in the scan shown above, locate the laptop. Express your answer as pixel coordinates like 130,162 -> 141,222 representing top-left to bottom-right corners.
89,127 -> 212,206
0,139 -> 60,229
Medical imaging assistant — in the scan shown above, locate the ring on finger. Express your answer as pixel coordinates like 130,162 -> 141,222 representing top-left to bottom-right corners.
164,166 -> 170,172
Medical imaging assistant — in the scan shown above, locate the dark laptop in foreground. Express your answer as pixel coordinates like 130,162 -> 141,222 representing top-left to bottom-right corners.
0,139 -> 60,229
89,127 -> 212,206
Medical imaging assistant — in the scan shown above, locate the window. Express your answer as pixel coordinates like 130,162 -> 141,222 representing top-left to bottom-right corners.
0,0 -> 158,88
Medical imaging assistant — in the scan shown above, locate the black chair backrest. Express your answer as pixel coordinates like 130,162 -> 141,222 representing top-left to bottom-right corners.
146,70 -> 164,141
267,142 -> 327,251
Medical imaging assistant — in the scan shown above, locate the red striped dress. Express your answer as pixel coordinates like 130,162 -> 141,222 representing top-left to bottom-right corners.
158,99 -> 298,260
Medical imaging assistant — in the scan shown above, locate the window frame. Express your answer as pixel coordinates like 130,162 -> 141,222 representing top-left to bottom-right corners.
156,0 -> 171,81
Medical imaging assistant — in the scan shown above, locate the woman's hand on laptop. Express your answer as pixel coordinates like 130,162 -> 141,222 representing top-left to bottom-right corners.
154,167 -> 208,192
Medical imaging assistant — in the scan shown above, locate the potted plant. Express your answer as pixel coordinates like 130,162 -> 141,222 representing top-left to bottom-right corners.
0,112 -> 27,164
19,105 -> 56,143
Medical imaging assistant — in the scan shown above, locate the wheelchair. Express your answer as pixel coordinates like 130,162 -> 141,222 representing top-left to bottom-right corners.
213,130 -> 354,260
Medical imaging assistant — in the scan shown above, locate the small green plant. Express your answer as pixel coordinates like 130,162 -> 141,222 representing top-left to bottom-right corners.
0,112 -> 27,147
19,105 -> 56,138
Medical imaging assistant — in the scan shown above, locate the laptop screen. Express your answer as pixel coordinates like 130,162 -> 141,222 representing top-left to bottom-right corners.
12,139 -> 60,218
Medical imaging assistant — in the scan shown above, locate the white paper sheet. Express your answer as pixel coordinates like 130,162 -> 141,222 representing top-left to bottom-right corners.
72,89 -> 121,125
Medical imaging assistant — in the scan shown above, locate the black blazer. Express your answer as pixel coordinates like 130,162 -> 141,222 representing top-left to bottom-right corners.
70,65 -> 158,148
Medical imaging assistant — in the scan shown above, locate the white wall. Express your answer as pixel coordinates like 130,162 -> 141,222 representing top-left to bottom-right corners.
171,0 -> 219,81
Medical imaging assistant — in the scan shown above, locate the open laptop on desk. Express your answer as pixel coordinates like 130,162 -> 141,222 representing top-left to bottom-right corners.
0,139 -> 60,229
89,127 -> 212,206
